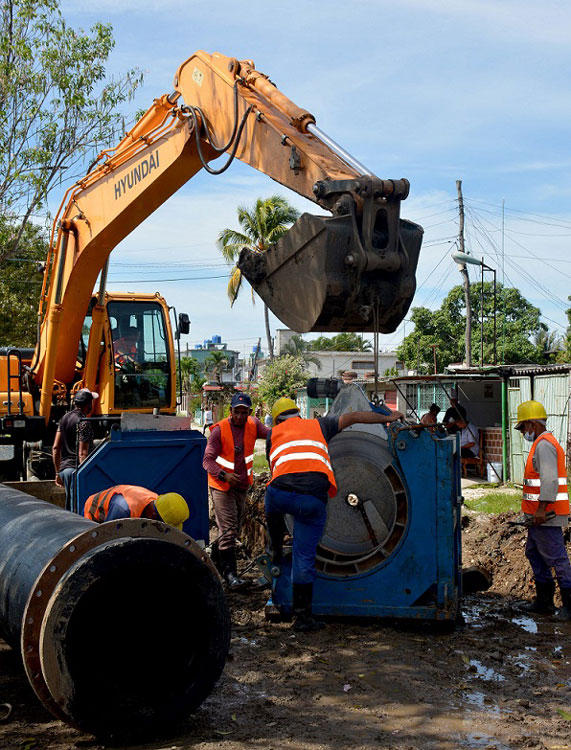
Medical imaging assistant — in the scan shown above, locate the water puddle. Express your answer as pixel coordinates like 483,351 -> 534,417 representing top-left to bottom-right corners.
463,691 -> 501,715
511,651 -> 533,673
511,616 -> 538,633
469,659 -> 505,682
234,636 -> 260,647
462,604 -> 487,628
458,733 -> 511,749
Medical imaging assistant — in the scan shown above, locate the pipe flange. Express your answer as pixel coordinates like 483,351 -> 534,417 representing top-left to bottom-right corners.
21,519 -> 215,727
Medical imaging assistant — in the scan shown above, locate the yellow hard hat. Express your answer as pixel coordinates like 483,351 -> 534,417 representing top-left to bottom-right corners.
515,400 -> 547,429
271,397 -> 299,425
155,493 -> 189,530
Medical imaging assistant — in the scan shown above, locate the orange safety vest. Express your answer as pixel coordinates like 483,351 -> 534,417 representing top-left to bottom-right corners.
207,417 -> 257,491
84,484 -> 157,523
114,338 -> 137,367
522,432 -> 569,516
268,417 -> 338,498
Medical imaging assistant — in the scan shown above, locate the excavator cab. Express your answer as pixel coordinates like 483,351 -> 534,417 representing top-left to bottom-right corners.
79,295 -> 176,415
238,176 -> 423,333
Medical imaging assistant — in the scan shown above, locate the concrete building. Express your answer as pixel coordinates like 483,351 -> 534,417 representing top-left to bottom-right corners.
302,350 -> 397,379
182,335 -> 240,383
274,328 -> 398,379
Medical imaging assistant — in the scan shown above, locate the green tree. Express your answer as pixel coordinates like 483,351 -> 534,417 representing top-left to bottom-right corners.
217,195 -> 300,359
257,355 -> 308,408
204,350 -> 229,385
558,297 -> 571,363
179,356 -> 205,392
281,334 -> 321,369
397,283 -> 544,373
0,0 -> 142,258
307,333 -> 372,352
532,328 -> 562,364
0,218 -> 46,345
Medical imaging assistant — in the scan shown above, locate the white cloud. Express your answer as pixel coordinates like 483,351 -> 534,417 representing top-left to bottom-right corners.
50,0 -> 570,352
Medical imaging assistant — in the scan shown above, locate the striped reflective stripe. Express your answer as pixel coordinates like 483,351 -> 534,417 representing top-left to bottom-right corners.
273,452 -> 333,472
524,479 -> 541,487
216,456 -> 234,469
523,484 -> 568,492
245,453 -> 254,464
523,492 -> 569,502
270,439 -> 328,463
87,488 -> 114,522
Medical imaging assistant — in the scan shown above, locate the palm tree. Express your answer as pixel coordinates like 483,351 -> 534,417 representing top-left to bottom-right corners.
204,350 -> 229,384
179,356 -> 204,392
281,334 -> 321,370
217,195 -> 300,359
533,328 -> 562,364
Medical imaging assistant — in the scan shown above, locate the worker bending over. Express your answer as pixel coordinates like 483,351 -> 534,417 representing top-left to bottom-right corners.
203,392 -> 268,589
266,397 -> 403,632
515,400 -> 570,619
84,484 -> 189,529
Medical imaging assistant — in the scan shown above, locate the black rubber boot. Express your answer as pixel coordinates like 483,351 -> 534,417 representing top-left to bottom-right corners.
523,580 -> 555,615
556,587 -> 571,620
292,583 -> 325,633
219,548 -> 248,591
266,512 -> 286,566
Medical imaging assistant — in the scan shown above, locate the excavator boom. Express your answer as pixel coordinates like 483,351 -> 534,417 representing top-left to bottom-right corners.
34,51 -> 423,418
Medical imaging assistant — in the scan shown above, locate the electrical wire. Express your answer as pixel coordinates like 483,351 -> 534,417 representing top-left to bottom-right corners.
415,244 -> 455,295
466,206 -> 569,312
465,197 -> 571,231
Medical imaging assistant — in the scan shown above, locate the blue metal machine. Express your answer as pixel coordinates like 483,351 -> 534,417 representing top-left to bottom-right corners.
270,386 -> 462,621
73,414 -> 209,545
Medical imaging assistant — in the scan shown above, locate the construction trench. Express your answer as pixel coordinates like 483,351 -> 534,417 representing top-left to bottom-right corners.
1,480 -> 571,750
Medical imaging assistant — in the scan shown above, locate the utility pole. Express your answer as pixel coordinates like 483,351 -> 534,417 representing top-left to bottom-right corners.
456,180 -> 472,367
431,344 -> 437,374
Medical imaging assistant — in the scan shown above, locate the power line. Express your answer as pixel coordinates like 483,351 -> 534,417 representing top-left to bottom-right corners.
107,273 -> 230,283
467,207 -> 569,314
464,197 -> 571,231
415,245 -> 455,295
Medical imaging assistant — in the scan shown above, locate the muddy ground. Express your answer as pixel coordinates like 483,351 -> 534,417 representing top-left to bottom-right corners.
2,488 -> 571,750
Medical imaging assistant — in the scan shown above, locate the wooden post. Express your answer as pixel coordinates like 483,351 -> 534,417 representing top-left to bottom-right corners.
456,180 -> 472,367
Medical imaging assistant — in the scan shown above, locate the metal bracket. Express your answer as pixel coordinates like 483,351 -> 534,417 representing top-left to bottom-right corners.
289,145 -> 301,173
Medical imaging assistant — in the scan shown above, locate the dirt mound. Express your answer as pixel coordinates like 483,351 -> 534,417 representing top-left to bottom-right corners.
462,508 -> 571,603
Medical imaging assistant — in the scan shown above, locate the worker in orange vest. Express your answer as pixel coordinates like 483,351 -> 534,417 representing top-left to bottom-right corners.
203,392 -> 268,589
113,326 -> 141,371
84,485 -> 189,528
515,400 -> 571,619
265,397 -> 403,632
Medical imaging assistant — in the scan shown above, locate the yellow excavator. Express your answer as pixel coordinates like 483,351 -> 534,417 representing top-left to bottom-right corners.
0,50 -> 423,479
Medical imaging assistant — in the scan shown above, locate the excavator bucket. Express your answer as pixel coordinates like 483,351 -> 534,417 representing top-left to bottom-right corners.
237,210 -> 424,333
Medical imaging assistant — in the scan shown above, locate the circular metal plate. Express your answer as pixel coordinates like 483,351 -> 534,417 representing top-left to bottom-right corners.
317,430 -> 409,577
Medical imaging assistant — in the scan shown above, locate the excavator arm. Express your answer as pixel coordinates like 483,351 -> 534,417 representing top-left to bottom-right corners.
33,50 -> 423,419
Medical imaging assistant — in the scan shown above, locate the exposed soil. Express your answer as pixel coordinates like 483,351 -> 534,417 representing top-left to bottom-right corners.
2,487 -> 571,750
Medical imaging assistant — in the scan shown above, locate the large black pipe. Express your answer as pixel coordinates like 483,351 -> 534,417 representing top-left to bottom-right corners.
0,484 -> 230,739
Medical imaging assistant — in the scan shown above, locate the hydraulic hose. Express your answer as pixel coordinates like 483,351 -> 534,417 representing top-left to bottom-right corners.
0,484 -> 230,740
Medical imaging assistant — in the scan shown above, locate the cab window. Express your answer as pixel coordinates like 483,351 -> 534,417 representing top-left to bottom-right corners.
107,301 -> 171,409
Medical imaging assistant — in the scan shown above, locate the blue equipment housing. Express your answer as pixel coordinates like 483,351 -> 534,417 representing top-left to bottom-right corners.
269,386 -> 462,621
73,421 -> 209,544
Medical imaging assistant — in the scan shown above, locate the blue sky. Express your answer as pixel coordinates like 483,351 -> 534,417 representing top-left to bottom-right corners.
61,0 -> 571,360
